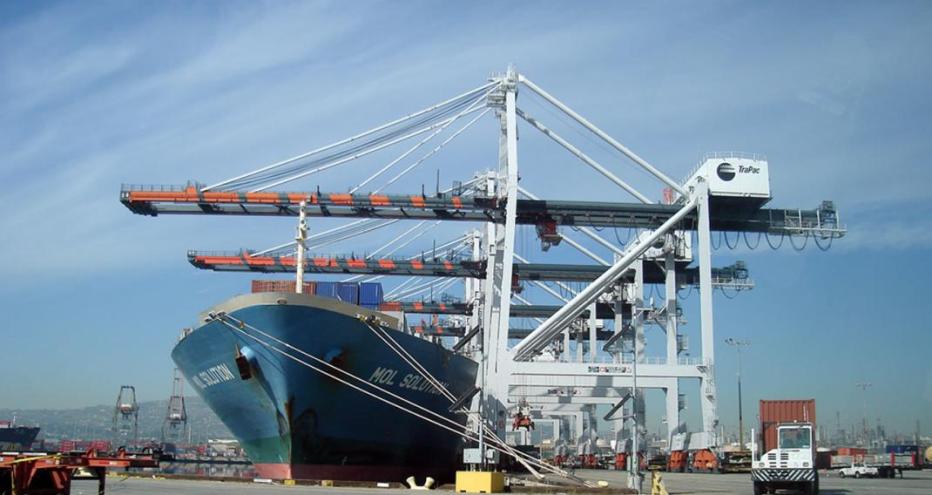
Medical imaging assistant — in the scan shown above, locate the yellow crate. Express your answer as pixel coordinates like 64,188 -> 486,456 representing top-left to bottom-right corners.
455,471 -> 505,493
283,479 -> 296,486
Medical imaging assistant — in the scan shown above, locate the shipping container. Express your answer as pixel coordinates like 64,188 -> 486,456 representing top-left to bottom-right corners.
88,440 -> 111,452
251,280 -> 316,294
316,281 -> 338,299
759,399 -> 816,454
886,444 -> 919,455
837,447 -> 867,456
337,282 -> 359,304
359,282 -> 384,306
59,440 -> 76,452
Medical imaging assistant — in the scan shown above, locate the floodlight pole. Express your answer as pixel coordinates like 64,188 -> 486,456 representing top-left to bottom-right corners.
856,382 -> 872,446
725,338 -> 750,448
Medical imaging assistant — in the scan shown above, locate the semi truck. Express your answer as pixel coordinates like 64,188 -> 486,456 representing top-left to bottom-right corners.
751,399 -> 818,495
831,451 -> 921,478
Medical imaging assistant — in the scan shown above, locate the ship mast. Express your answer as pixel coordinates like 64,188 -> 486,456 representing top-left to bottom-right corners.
295,200 -> 308,293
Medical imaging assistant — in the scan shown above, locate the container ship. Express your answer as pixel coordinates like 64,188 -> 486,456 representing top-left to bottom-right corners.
0,420 -> 40,450
172,280 -> 477,482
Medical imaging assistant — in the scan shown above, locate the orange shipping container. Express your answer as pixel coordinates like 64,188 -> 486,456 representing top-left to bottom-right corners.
759,399 -> 816,454
837,447 -> 866,456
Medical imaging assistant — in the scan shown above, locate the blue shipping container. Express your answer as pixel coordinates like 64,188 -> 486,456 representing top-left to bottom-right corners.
337,282 -> 359,305
316,281 -> 338,299
359,282 -> 384,306
886,445 -> 918,454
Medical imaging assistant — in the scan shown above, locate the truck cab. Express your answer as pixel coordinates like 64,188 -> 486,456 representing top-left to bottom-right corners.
752,423 -> 818,494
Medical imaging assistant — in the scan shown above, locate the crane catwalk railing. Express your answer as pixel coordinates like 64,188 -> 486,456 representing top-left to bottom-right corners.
187,251 -> 750,286
121,184 -> 843,236
121,184 -> 479,213
380,301 -> 629,318
409,325 -> 622,340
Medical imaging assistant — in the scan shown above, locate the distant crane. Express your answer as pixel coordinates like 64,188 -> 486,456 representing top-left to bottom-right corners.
161,368 -> 189,446
112,385 -> 139,449
162,328 -> 191,447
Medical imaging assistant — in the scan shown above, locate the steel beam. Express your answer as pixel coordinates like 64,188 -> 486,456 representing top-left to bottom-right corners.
696,181 -> 719,447
121,186 -> 845,236
512,197 -> 699,361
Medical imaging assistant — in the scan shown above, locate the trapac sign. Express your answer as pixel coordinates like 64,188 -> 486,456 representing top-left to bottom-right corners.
687,155 -> 771,203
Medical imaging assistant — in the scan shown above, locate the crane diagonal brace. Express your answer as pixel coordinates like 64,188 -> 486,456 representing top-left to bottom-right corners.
511,197 -> 699,361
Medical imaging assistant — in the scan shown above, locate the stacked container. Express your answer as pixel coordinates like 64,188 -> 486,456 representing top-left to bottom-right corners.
249,280 -> 383,307
315,281 -> 338,299
359,282 -> 384,309
251,280 -> 316,294
88,439 -> 112,452
337,282 -> 360,304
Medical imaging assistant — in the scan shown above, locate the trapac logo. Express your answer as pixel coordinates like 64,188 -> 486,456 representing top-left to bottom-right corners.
716,162 -> 761,181
716,162 -> 736,181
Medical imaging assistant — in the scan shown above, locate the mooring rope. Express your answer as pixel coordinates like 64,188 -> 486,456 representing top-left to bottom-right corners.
215,314 -> 586,484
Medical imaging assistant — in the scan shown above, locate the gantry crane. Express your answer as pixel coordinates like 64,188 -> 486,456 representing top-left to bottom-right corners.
112,385 -> 138,449
120,67 -> 845,487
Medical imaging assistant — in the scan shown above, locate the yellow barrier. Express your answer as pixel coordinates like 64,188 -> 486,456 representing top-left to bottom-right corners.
283,479 -> 296,486
455,471 -> 505,493
651,470 -> 669,495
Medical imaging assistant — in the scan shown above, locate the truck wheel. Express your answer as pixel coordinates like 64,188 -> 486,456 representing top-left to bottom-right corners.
752,481 -> 764,495
855,471 -> 861,478
839,471 -> 845,478
807,480 -> 818,494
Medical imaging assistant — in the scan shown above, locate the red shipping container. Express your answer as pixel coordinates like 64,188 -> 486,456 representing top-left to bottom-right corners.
59,440 -> 76,452
89,440 -> 111,452
837,447 -> 866,456
759,399 -> 816,454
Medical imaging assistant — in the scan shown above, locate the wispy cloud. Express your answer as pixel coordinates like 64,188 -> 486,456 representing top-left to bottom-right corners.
1,0 -> 931,286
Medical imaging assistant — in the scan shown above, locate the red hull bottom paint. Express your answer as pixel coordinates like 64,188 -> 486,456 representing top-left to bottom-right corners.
254,463 -> 451,483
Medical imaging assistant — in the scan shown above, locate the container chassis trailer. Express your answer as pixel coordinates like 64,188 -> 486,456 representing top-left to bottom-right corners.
0,450 -> 158,495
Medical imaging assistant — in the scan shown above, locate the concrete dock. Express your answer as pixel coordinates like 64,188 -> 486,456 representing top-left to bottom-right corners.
68,469 -> 932,494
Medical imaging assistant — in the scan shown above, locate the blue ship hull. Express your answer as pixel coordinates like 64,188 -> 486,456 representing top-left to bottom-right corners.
172,292 -> 477,481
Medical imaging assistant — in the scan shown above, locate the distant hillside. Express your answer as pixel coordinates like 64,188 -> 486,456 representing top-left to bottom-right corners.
0,397 -> 232,444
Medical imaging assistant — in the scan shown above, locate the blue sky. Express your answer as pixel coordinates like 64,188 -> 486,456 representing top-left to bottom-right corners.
1,1 -> 930,438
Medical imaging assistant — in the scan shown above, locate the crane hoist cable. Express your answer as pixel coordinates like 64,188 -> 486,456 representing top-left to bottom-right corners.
352,89 -> 494,194
765,232 -> 785,250
251,107 -> 485,193
789,230 -> 810,251
202,80 -> 499,192
373,106 -> 492,195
